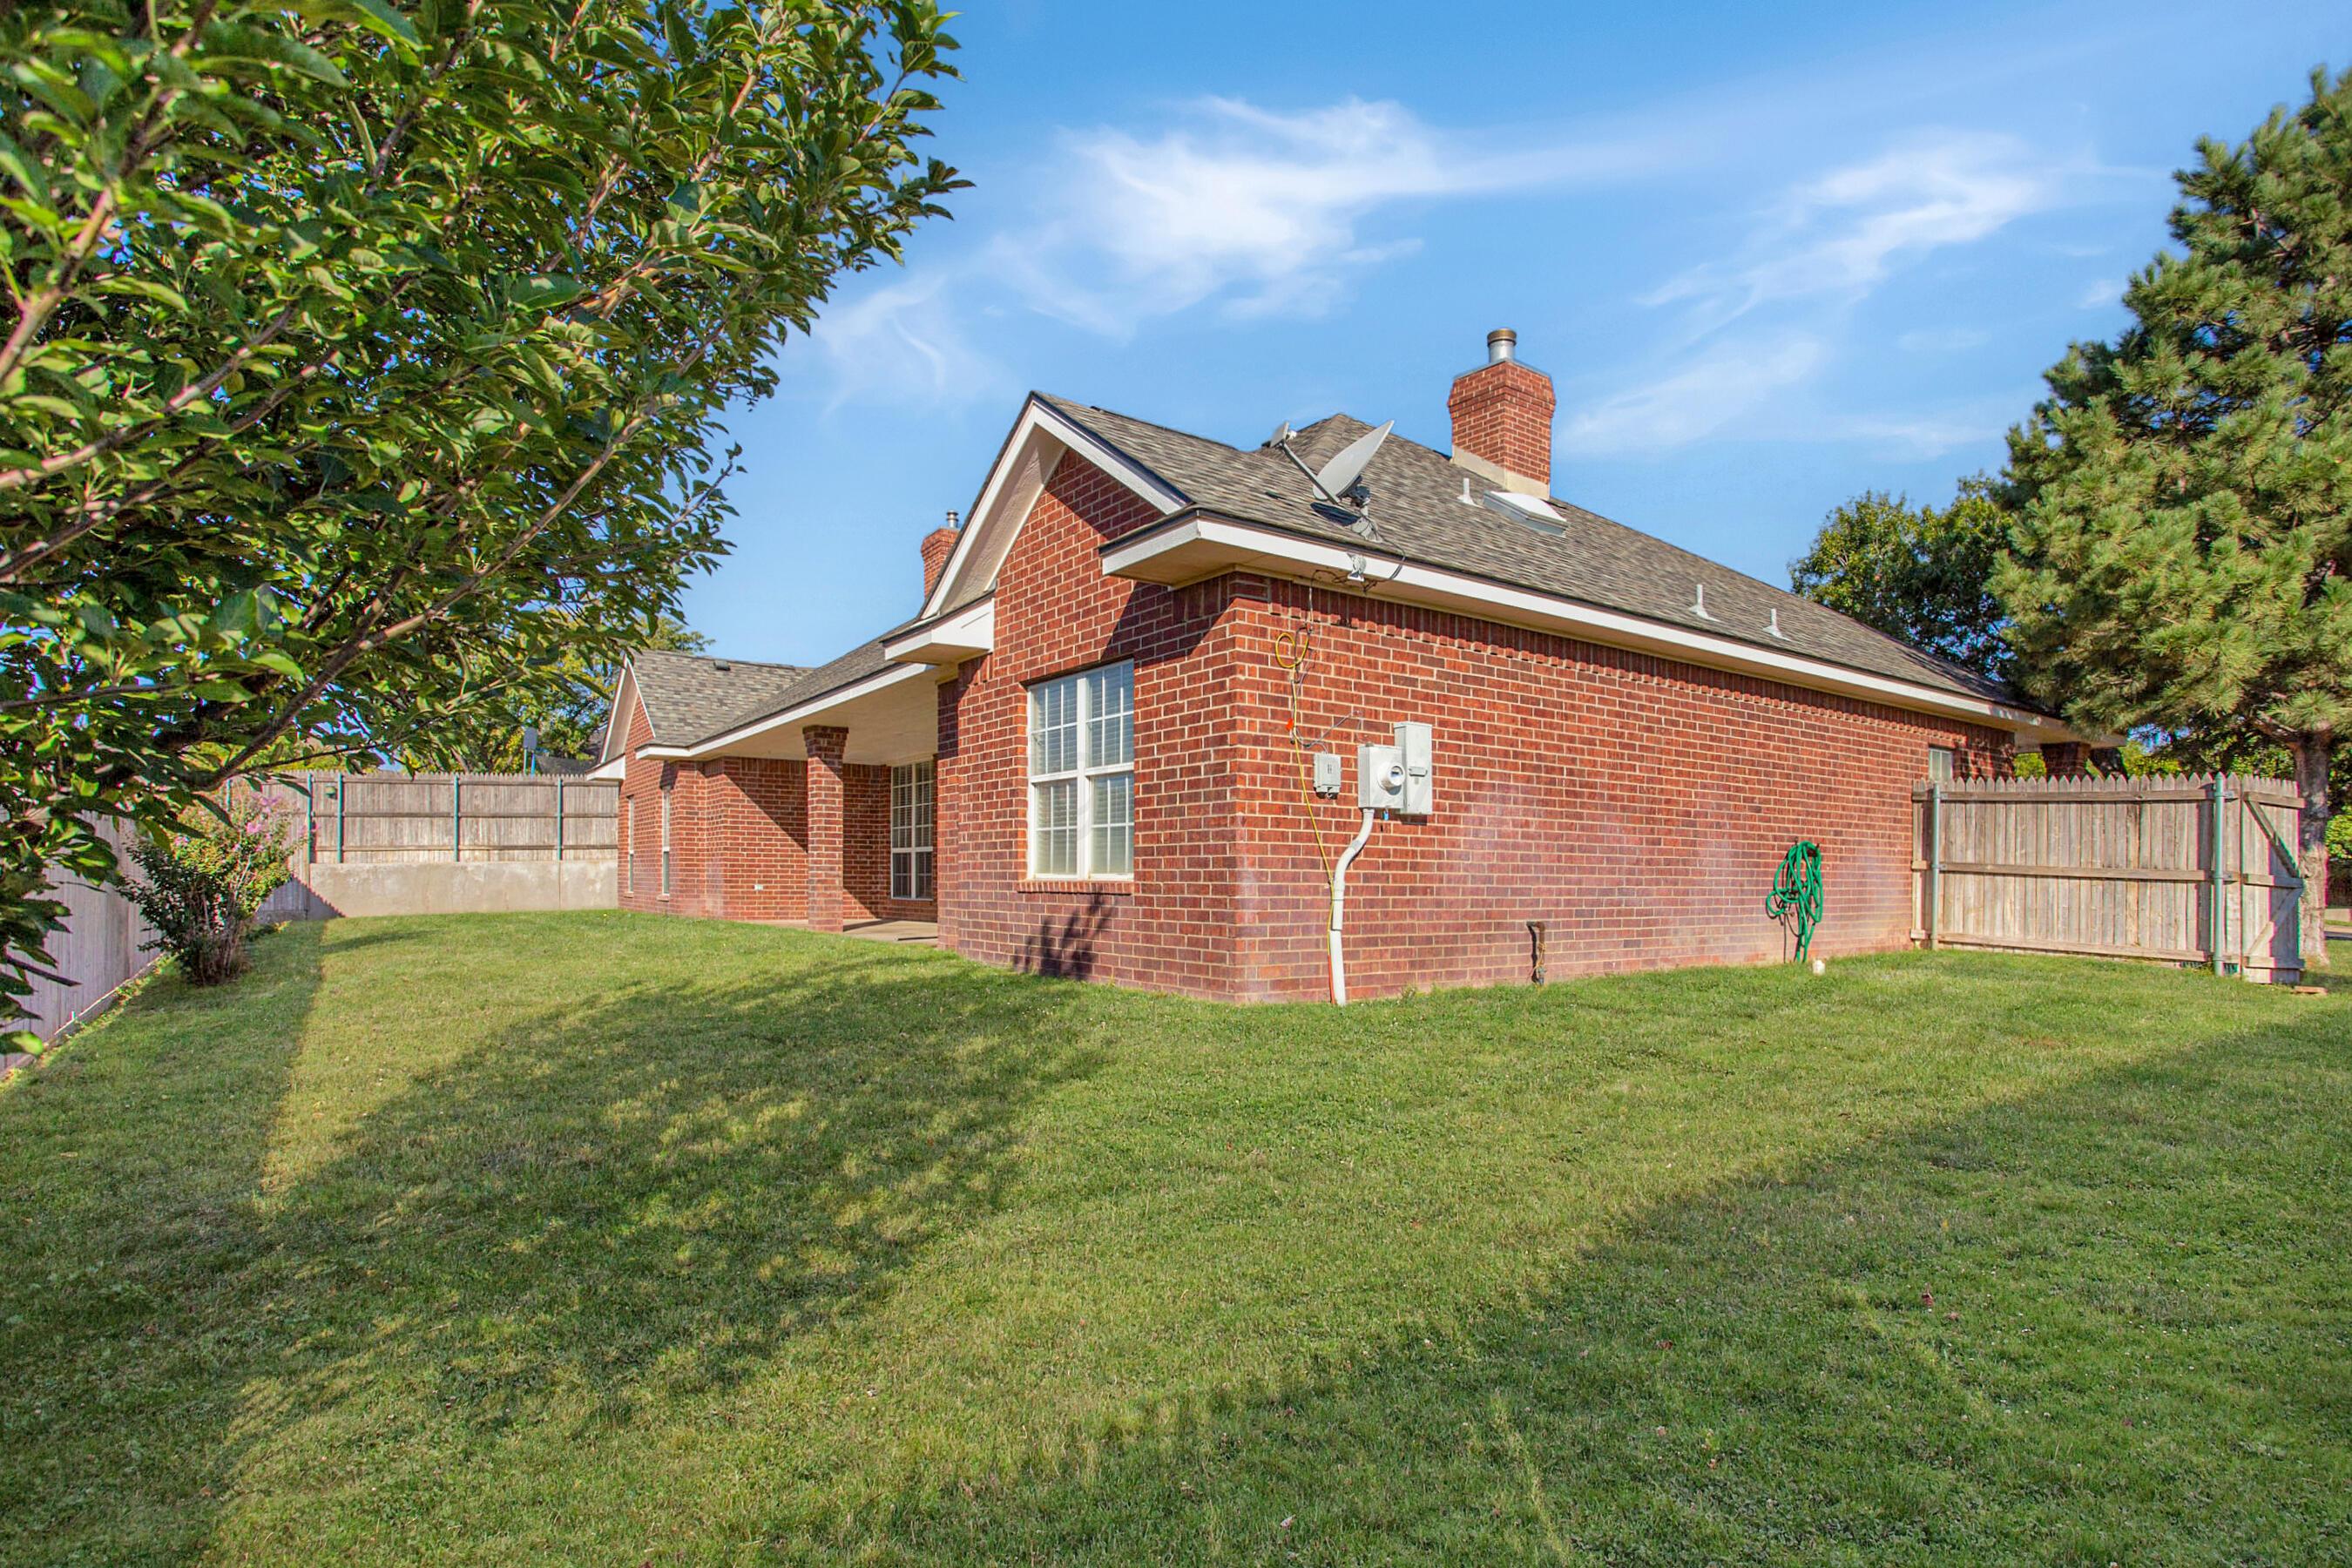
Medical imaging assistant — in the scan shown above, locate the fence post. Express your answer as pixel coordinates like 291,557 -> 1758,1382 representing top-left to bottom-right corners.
1924,781 -> 1943,950
554,778 -> 565,862
301,773 -> 314,865
2209,774 -> 2228,977
335,775 -> 346,863
451,775 -> 463,862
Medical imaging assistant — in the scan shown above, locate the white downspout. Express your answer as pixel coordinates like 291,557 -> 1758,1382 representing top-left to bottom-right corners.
1328,808 -> 1377,1005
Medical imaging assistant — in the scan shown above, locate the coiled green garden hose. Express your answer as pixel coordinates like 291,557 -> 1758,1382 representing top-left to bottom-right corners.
1767,841 -> 1824,962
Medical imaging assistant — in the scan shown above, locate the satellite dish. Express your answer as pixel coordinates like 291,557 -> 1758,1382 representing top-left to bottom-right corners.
1313,420 -> 1392,504
1265,420 -> 1296,448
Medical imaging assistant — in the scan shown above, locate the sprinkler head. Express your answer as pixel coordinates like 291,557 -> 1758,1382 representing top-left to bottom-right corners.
1810,958 -> 1828,977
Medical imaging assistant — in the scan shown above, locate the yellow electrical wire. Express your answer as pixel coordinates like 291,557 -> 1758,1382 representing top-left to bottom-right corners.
1274,622 -> 1336,889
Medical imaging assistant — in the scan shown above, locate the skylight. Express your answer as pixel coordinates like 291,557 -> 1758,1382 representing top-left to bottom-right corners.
1479,490 -> 1567,537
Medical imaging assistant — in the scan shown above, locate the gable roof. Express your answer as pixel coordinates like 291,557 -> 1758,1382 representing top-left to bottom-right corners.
1035,395 -> 2020,707
625,649 -> 811,747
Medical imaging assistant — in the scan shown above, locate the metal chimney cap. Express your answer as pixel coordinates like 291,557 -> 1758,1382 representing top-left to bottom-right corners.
1486,328 -> 1518,363
944,509 -> 962,529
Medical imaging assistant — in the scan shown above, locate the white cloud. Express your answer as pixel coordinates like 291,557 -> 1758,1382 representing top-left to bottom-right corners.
797,94 -> 1684,402
1896,325 -> 1990,354
992,97 -> 1673,335
804,269 -> 1010,410
1819,411 -> 2000,457
1560,334 -> 1828,456
2075,277 -> 2120,308
1646,131 -> 2069,329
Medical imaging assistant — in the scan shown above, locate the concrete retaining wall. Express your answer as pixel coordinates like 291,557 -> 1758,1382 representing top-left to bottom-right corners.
263,861 -> 616,920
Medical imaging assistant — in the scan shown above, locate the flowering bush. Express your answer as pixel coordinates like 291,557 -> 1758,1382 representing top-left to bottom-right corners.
125,790 -> 296,986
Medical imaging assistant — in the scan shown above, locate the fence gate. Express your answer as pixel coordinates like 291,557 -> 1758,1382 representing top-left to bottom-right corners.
1913,774 -> 2306,983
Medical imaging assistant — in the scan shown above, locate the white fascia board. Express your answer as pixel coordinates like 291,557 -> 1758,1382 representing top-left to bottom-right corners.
883,598 -> 995,666
676,662 -> 932,760
598,664 -> 641,764
917,396 -> 1187,621
1102,516 -> 2082,740
585,754 -> 626,781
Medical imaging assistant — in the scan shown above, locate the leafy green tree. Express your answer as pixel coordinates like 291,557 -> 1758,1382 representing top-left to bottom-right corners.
1789,478 -> 2012,680
1997,67 -> 2352,964
0,1 -> 962,1031
407,613 -> 706,771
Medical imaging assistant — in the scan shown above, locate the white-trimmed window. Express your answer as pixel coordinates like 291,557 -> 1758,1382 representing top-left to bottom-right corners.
659,780 -> 672,900
890,760 -> 935,901
1029,661 -> 1133,879
1927,746 -> 1956,781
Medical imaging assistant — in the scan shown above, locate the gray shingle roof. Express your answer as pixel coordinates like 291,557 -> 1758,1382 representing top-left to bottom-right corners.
1038,394 -> 2024,707
625,635 -> 909,750
627,649 -> 811,747
689,636 -> 900,745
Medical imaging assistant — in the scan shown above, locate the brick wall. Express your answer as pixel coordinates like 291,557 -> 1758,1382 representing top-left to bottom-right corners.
1217,578 -> 2012,999
844,762 -> 939,923
936,450 -> 1247,997
703,756 -> 807,920
618,686 -> 815,922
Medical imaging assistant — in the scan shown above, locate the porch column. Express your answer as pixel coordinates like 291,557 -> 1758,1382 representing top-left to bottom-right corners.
804,724 -> 848,933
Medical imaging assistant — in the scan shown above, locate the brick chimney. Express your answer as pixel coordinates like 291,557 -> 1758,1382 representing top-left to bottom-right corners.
1447,328 -> 1554,497
921,511 -> 960,600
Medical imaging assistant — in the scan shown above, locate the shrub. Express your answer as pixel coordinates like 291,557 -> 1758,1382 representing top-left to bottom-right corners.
126,791 -> 296,986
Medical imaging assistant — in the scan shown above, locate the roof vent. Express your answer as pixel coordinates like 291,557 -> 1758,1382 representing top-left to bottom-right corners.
1689,584 -> 1717,622
1767,608 -> 1789,640
713,659 -> 732,672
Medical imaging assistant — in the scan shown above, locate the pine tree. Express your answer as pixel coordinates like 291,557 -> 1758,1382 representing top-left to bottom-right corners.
1997,67 -> 2352,964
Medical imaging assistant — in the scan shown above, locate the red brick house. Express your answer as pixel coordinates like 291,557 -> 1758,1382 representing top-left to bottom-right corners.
596,331 -> 2083,1001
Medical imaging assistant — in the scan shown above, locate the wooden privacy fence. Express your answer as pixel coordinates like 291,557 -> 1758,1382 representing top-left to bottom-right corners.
14,819 -> 156,1044
1914,774 -> 2307,983
258,772 -> 618,864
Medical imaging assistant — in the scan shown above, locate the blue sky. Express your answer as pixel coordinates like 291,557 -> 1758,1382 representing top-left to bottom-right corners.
684,0 -> 2347,666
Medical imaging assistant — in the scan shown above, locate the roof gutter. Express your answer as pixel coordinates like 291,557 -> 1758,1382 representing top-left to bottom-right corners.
1100,512 -> 2085,743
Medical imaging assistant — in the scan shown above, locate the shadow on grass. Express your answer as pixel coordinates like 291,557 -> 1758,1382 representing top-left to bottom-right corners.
841,1006 -> 2352,1566
2,916 -> 1112,1565
247,926 -> 1110,1441
8,925 -> 2348,1566
0,924 -> 328,1565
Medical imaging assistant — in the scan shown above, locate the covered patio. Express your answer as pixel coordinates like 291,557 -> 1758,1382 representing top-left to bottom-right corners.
620,646 -> 942,931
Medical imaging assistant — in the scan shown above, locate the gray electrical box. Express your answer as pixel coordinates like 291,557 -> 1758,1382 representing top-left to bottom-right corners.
1358,743 -> 1404,810
1394,721 -> 1433,815
1312,750 -> 1343,796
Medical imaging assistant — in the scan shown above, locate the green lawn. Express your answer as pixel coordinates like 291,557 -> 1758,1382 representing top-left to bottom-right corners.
4,915 -> 2348,1565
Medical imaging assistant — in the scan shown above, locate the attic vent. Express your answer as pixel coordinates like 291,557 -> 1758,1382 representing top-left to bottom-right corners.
1689,584 -> 1717,622
1767,608 -> 1789,640
1479,489 -> 1566,537
713,660 -> 732,672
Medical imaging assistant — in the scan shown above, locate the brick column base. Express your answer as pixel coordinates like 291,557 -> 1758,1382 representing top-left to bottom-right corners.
805,725 -> 848,933
2040,740 -> 2090,779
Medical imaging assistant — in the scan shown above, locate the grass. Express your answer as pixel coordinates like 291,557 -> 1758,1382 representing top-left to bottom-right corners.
3,912 -> 2347,1565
